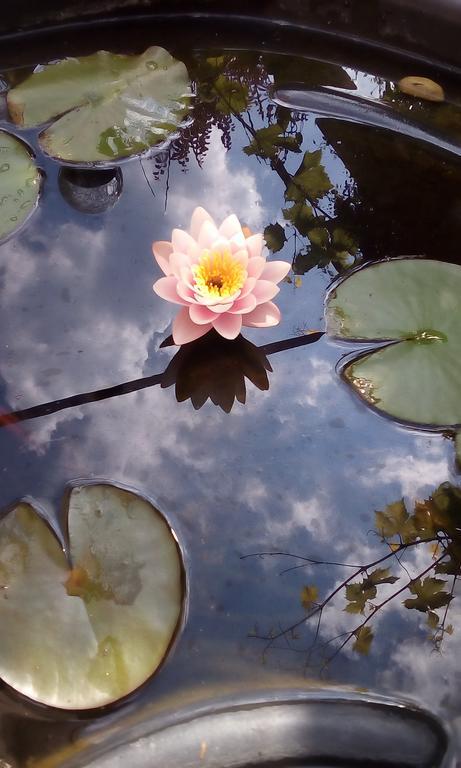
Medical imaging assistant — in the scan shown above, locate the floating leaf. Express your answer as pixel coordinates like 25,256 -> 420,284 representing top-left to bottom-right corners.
308,227 -> 329,248
264,222 -> 286,253
412,501 -> 438,541
367,567 -> 399,586
243,124 -> 301,159
375,499 -> 418,544
397,76 -> 444,103
353,626 -> 374,655
0,483 -> 183,709
285,150 -> 331,203
213,75 -> 249,114
326,259 -> 461,427
293,243 -> 333,274
332,227 -> 358,255
300,584 -> 318,610
282,203 -> 314,236
427,611 -> 439,630
344,581 -> 376,614
274,105 -> 291,131
7,47 -> 191,164
435,541 -> 461,576
0,131 -> 40,242
404,577 -> 452,613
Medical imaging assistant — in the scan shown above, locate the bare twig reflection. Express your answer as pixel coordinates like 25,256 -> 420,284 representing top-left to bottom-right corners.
245,482 -> 461,667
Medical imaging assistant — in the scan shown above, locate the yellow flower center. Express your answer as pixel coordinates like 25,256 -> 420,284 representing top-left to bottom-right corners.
192,247 -> 246,300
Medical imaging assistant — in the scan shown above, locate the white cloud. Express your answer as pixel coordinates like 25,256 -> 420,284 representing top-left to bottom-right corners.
360,447 -> 449,498
382,600 -> 461,714
166,127 -> 266,232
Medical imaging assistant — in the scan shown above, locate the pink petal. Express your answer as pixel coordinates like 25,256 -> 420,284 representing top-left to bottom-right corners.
153,276 -> 188,305
208,301 -> 234,313
219,214 -> 243,240
209,237 -> 233,254
246,233 -> 264,260
171,229 -> 200,260
260,260 -> 291,283
173,307 -> 212,345
169,252 -> 192,279
239,277 -> 257,298
232,248 -> 249,269
229,233 -> 246,251
152,241 -> 173,275
180,267 -> 195,290
198,219 -> 220,249
193,291 -> 234,309
190,207 -> 215,240
242,301 -> 281,328
229,294 -> 257,314
189,304 -> 217,324
252,279 -> 280,304
247,256 -> 266,279
177,281 -> 195,303
212,312 -> 243,339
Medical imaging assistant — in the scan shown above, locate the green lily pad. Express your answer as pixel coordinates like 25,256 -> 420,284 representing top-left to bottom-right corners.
0,482 -> 184,709
326,258 -> 461,427
7,47 -> 191,164
0,131 -> 40,242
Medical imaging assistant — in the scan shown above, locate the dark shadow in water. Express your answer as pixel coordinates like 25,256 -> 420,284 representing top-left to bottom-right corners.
160,330 -> 272,413
318,118 -> 461,264
0,331 -> 324,426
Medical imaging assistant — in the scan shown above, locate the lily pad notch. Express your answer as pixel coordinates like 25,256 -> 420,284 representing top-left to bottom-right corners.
326,258 -> 461,435
0,480 -> 186,710
7,47 -> 192,164
0,130 -> 41,243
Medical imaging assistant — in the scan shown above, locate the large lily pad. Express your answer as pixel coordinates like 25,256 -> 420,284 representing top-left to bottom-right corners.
0,130 -> 40,242
0,482 -> 183,709
326,258 -> 461,427
7,47 -> 191,164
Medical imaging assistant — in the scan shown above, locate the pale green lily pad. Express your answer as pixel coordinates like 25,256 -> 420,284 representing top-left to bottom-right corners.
7,47 -> 191,164
0,483 -> 183,709
326,258 -> 461,427
0,131 -> 40,242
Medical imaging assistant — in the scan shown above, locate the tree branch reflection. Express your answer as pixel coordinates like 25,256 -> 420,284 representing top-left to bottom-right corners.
244,482 -> 461,668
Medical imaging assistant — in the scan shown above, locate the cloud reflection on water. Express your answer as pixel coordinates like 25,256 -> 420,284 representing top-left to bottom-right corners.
0,110 -> 458,732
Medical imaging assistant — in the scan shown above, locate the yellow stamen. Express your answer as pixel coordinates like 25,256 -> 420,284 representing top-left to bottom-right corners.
192,247 -> 246,300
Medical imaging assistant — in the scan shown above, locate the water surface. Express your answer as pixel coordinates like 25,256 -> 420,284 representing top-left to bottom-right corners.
1,17 -> 461,765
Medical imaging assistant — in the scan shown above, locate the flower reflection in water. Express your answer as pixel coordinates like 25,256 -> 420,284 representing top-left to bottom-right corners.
160,329 -> 272,412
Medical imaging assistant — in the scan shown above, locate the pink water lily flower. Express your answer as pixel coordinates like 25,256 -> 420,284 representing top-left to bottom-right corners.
153,207 -> 290,345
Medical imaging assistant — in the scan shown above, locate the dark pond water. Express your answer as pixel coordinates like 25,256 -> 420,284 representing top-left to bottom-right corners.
1,15 -> 461,767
